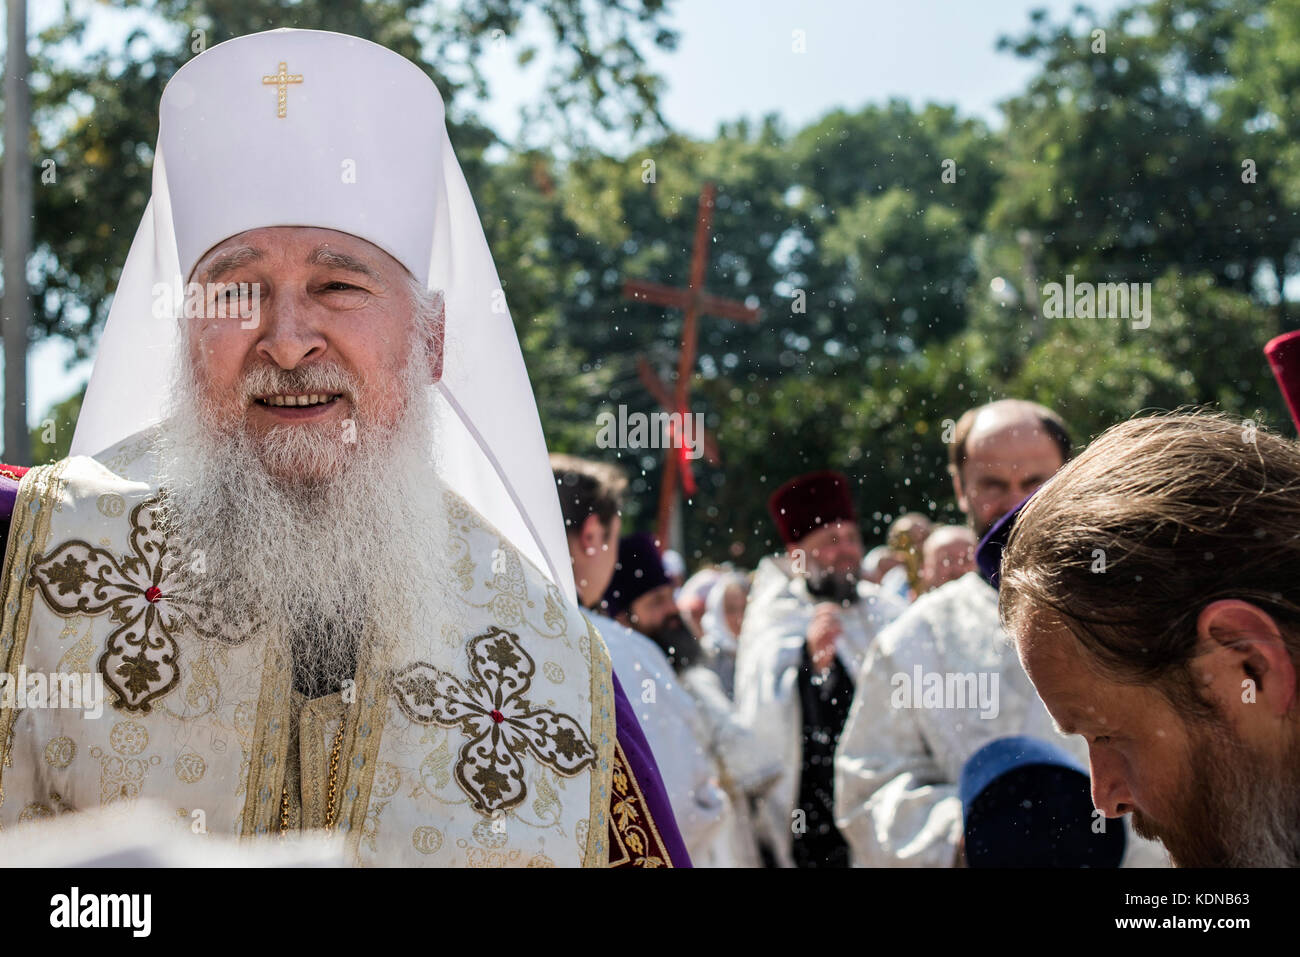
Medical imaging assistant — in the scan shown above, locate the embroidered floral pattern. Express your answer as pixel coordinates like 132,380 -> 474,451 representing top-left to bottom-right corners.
392,628 -> 597,816
440,489 -> 569,640
607,742 -> 672,868
27,495 -> 209,713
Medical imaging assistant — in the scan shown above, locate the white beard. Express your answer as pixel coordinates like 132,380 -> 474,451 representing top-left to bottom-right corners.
154,344 -> 455,697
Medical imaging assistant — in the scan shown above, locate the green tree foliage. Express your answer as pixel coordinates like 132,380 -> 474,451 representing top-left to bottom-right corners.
991,1 -> 1295,306
29,387 -> 83,464
16,0 -> 1300,569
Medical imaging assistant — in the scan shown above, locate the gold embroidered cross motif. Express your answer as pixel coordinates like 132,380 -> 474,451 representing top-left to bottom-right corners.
28,496 -> 210,713
392,627 -> 596,816
261,61 -> 303,118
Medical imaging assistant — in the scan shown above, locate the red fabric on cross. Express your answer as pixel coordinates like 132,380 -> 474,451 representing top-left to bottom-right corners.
668,415 -> 697,496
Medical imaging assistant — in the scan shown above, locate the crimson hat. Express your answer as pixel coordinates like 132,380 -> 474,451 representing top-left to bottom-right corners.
767,470 -> 857,547
1265,330 -> 1300,433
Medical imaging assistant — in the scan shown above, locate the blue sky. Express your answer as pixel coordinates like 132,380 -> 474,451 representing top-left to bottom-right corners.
23,0 -> 1129,428
481,0 -> 1129,142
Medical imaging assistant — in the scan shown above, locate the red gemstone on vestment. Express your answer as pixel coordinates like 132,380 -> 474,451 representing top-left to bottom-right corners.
490,709 -> 504,723
144,586 -> 162,603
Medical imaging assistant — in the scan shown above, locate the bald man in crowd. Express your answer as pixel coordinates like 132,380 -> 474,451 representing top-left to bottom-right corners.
833,399 -> 1079,866
918,526 -> 977,595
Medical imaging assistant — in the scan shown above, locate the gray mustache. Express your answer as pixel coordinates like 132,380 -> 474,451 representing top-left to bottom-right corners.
240,364 -> 359,402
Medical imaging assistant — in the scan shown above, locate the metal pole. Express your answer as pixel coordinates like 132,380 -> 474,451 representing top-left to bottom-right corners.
2,0 -> 32,465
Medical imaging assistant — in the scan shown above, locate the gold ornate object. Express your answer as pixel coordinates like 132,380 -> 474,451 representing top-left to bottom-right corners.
887,523 -> 926,595
324,718 -> 344,828
261,61 -> 303,118
278,717 -> 345,834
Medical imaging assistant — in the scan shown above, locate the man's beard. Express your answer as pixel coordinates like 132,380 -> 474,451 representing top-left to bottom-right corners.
805,565 -> 860,605
1131,712 -> 1300,867
155,343 -> 454,698
644,613 -> 704,674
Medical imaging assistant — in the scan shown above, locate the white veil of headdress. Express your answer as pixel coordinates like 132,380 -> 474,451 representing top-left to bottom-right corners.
699,569 -> 747,655
69,28 -> 576,601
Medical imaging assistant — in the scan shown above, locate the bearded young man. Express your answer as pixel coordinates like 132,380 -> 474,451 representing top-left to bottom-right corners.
998,412 -> 1300,868
0,29 -> 685,868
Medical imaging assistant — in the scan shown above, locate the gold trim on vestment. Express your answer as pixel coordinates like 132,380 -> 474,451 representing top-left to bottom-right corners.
0,461 -> 69,800
241,639 -> 292,837
335,649 -> 387,860
255,635 -> 388,860
582,615 -> 615,867
607,740 -> 673,868
298,692 -> 344,829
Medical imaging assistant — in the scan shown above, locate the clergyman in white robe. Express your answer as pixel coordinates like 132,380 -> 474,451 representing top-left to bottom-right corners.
733,553 -> 904,867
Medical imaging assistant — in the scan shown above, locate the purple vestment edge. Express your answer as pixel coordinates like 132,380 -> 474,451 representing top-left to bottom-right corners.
0,473 -> 21,524
611,669 -> 693,868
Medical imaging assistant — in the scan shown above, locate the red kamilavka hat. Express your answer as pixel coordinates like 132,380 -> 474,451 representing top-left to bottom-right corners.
1265,330 -> 1300,433
767,470 -> 858,546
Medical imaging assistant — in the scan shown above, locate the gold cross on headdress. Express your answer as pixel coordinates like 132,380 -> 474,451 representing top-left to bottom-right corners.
261,61 -> 303,118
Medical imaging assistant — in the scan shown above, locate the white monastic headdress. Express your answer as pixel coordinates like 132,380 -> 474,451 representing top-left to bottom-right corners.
70,28 -> 577,600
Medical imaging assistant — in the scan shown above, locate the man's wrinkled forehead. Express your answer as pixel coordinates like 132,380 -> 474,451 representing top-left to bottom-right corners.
1011,605 -> 1105,696
802,518 -> 857,542
1010,611 -> 1081,714
189,227 -> 406,285
1024,654 -> 1125,739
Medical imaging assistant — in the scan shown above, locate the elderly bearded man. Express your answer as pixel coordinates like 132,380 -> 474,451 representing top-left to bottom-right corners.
0,29 -> 686,868
999,412 -> 1300,867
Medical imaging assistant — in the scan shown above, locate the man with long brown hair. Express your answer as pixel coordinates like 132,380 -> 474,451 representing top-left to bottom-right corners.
999,411 -> 1300,867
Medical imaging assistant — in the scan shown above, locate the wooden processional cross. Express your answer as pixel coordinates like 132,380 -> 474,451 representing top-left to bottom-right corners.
621,182 -> 760,550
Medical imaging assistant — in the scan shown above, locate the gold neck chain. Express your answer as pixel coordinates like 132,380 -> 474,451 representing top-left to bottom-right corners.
280,718 -> 347,834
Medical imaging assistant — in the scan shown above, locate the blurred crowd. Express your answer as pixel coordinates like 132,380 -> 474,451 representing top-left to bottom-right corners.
551,397 -> 1117,868
552,368 -> 1300,869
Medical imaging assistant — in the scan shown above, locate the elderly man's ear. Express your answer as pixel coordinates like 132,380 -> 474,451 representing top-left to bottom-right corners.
426,290 -> 446,383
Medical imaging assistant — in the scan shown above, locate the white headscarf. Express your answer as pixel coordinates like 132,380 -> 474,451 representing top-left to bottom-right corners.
69,28 -> 576,601
699,570 -> 748,656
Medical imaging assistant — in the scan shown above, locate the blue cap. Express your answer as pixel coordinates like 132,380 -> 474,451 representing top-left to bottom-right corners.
959,735 -> 1126,868
959,734 -> 1086,807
